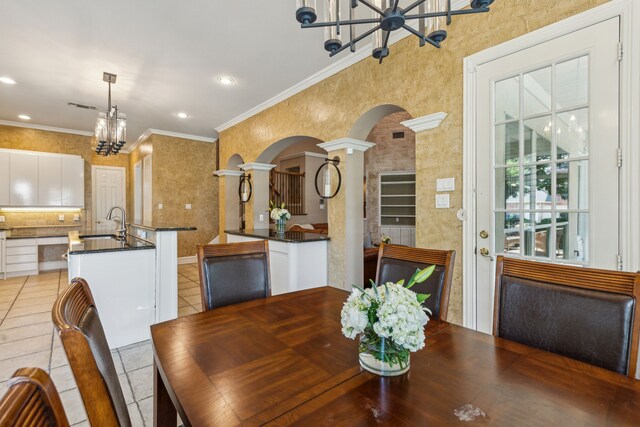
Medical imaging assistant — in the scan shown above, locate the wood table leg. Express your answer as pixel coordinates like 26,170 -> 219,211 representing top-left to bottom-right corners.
154,360 -> 177,427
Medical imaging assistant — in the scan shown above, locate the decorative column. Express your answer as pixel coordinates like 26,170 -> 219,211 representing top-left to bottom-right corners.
239,163 -> 276,230
318,138 -> 375,290
214,169 -> 244,240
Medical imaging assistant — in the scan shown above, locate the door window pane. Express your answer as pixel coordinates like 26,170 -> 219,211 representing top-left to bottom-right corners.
524,212 -> 552,257
557,108 -> 588,159
556,56 -> 588,109
495,122 -> 520,165
496,167 -> 520,210
523,164 -> 552,210
556,212 -> 588,262
556,161 -> 588,210
524,67 -> 552,116
496,212 -> 520,255
523,116 -> 552,163
495,76 -> 519,121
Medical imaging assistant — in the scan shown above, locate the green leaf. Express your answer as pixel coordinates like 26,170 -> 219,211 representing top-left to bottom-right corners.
383,283 -> 389,300
396,279 -> 405,286
352,285 -> 365,293
406,268 -> 421,289
407,265 -> 436,289
372,283 -> 380,300
369,279 -> 377,287
416,293 -> 431,304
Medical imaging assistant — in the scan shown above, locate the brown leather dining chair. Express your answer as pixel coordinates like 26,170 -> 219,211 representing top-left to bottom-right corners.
0,367 -> 69,427
375,243 -> 456,321
197,240 -> 271,311
51,278 -> 131,427
493,256 -> 640,377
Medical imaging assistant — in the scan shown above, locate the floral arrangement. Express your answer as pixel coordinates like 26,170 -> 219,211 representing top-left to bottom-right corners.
341,265 -> 435,370
268,201 -> 291,221
381,234 -> 391,244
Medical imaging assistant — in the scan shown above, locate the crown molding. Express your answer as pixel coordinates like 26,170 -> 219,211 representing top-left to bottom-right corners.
214,169 -> 244,177
318,138 -> 375,152
278,151 -> 327,161
0,120 -> 93,136
239,162 -> 276,171
125,128 -> 218,153
215,0 -> 468,133
401,112 -> 448,133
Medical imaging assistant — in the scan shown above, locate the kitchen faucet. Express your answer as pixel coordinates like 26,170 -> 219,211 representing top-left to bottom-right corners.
106,206 -> 127,240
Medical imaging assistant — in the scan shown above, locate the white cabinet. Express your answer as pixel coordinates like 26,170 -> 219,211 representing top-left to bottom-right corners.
0,149 -> 84,208
9,152 -> 38,206
5,238 -> 38,276
38,155 -> 62,206
0,231 -> 5,279
62,156 -> 84,207
0,153 -> 9,206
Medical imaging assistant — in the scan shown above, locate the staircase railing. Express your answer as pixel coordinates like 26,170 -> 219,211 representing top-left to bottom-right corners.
270,170 -> 305,215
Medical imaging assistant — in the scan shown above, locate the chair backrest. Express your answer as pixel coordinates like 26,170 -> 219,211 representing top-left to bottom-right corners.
493,256 -> 640,377
51,278 -> 131,427
375,244 -> 456,321
0,367 -> 69,427
197,240 -> 271,311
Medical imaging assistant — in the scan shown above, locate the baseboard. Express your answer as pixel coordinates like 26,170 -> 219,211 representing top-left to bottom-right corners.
178,256 -> 196,265
39,261 -> 68,271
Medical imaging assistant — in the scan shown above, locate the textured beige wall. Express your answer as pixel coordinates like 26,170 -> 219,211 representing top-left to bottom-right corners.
128,134 -> 218,257
217,0 -> 606,325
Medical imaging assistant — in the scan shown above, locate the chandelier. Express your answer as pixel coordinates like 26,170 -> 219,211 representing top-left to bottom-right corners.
295,0 -> 494,62
95,72 -> 126,156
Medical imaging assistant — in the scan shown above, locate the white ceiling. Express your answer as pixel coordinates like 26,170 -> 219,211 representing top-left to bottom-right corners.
0,0 -> 356,142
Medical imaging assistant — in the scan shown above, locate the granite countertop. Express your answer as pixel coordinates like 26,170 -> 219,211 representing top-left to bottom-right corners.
225,229 -> 330,243
5,225 -> 116,240
128,220 -> 197,232
68,230 -> 155,255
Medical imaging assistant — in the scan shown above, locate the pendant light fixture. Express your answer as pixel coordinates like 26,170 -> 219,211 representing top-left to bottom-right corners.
295,0 -> 495,63
95,72 -> 126,156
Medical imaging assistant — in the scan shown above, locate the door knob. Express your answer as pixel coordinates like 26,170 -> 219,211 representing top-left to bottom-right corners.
479,230 -> 489,239
479,247 -> 494,261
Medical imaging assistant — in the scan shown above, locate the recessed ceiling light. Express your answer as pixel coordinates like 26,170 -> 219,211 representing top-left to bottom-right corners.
18,114 -> 31,120
177,112 -> 189,119
217,76 -> 234,86
0,77 -> 16,85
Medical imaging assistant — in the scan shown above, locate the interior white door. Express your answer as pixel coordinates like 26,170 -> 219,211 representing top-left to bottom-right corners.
93,166 -> 126,229
474,18 -> 620,333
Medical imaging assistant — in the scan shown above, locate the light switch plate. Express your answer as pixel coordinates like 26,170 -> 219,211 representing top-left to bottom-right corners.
435,194 -> 450,209
158,203 -> 163,209
58,214 -> 65,221
259,214 -> 264,222
73,214 -> 80,221
0,215 -> 5,222
436,178 -> 455,192
185,204 -> 192,210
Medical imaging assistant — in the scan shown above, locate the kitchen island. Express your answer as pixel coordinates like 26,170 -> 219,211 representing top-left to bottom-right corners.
67,221 -> 195,349
226,229 -> 329,295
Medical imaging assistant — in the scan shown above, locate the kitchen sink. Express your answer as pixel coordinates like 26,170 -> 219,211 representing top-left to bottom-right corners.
79,234 -> 120,240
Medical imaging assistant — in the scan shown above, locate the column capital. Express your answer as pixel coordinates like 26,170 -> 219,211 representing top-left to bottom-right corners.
318,138 -> 375,153
214,169 -> 244,177
239,162 -> 276,171
401,112 -> 448,133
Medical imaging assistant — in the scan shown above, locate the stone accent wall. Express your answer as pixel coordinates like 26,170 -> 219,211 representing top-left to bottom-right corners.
365,111 -> 415,244
216,0 -> 606,325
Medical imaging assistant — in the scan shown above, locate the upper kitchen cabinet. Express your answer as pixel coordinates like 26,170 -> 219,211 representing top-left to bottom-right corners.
0,149 -> 84,208
9,152 -> 38,206
61,156 -> 84,207
0,152 -> 9,205
38,155 -> 62,206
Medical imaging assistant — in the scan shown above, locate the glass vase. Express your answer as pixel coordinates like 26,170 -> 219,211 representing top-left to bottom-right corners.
275,218 -> 286,234
358,337 -> 410,377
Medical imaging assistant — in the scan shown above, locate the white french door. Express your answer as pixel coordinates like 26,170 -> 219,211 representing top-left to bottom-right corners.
474,18 -> 620,333
92,166 -> 126,229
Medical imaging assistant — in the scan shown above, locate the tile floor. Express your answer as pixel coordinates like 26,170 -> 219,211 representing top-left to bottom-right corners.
0,263 -> 202,426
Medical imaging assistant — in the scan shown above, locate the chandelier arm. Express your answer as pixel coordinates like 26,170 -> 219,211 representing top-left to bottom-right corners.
329,24 -> 382,57
391,0 -> 401,13
302,17 -> 381,28
405,7 -> 490,20
402,24 -> 440,48
358,0 -> 385,17
379,30 -> 391,64
403,0 -> 427,14
349,5 -> 356,52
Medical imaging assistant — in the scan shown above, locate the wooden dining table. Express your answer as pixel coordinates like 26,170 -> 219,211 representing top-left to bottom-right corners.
151,287 -> 640,426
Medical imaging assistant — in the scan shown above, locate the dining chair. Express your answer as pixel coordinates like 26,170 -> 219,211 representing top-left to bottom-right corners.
51,278 -> 132,427
375,243 -> 456,321
0,367 -> 69,427
493,256 -> 640,377
197,240 -> 271,311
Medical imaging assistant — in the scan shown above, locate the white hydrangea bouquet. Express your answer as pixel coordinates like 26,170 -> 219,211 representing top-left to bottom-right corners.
268,201 -> 291,221
341,265 -> 435,376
